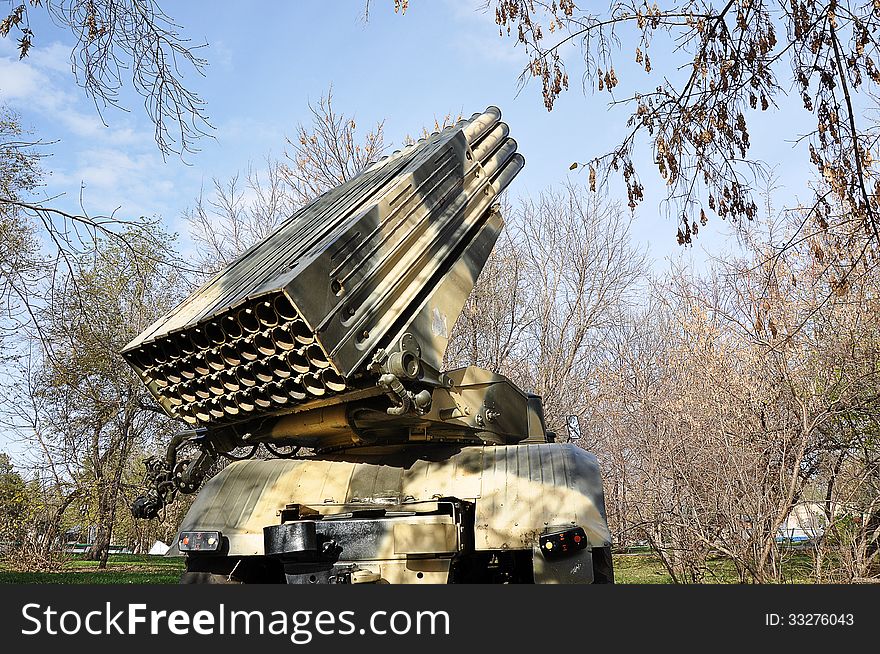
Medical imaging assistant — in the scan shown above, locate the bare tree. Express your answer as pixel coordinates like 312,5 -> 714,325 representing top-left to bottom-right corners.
0,224 -> 184,567
1,0 -> 210,156
280,88 -> 385,207
589,200 -> 880,582
184,159 -> 298,275
446,184 -> 647,436
0,0 -> 209,362
381,1 -> 880,255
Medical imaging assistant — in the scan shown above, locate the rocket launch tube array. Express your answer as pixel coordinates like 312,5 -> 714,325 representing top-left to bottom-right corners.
122,107 -> 524,428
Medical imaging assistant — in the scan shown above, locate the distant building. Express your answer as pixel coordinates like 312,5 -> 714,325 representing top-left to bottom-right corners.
777,502 -> 831,543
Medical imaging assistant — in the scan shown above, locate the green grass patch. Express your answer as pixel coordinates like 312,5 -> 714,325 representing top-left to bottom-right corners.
0,552 -> 817,584
0,554 -> 185,584
612,551 -> 816,584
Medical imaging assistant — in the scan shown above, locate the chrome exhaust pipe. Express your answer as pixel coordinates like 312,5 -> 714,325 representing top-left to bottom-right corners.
255,300 -> 279,328
253,330 -> 276,356
321,368 -> 347,393
270,324 -> 297,351
237,307 -> 260,334
306,343 -> 330,369
274,294 -> 298,321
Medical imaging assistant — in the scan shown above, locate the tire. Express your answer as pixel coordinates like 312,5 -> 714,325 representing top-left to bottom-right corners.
592,546 -> 615,584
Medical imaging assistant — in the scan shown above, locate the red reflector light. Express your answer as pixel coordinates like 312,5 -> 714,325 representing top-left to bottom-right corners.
538,526 -> 588,559
178,531 -> 222,552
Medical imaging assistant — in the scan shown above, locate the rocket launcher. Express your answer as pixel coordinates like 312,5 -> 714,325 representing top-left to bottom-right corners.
122,107 -> 534,452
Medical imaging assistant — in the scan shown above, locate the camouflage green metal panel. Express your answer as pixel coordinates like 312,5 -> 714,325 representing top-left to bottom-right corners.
258,366 -> 549,450
168,443 -> 611,558
120,107 -> 524,431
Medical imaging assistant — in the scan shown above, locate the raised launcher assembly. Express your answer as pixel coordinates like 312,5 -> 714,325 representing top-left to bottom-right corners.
127,106 -> 615,584
126,107 -> 536,506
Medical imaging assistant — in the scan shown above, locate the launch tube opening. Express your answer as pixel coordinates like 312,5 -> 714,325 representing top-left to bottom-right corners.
270,325 -> 296,351
274,294 -> 298,321
237,308 -> 260,334
256,301 -> 279,327
222,315 -> 243,340
254,331 -> 276,356
239,337 -> 259,362
205,321 -> 225,345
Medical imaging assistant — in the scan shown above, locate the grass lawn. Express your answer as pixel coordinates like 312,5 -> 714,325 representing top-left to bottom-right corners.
0,554 -> 186,584
0,552 -> 816,584
613,551 -> 816,584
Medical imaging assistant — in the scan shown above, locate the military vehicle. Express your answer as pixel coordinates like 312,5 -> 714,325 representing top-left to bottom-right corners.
126,106 -> 614,584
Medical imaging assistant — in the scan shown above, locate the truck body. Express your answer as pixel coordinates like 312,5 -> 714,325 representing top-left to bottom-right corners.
125,107 -> 614,583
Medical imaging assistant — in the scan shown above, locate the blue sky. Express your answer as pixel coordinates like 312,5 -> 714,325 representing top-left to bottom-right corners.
0,0 -> 816,270
0,1 -> 826,460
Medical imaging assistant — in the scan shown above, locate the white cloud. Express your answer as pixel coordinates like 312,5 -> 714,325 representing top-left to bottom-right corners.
440,0 -> 526,67
0,57 -> 47,101
0,39 -> 187,221
0,41 -> 152,142
26,41 -> 73,74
